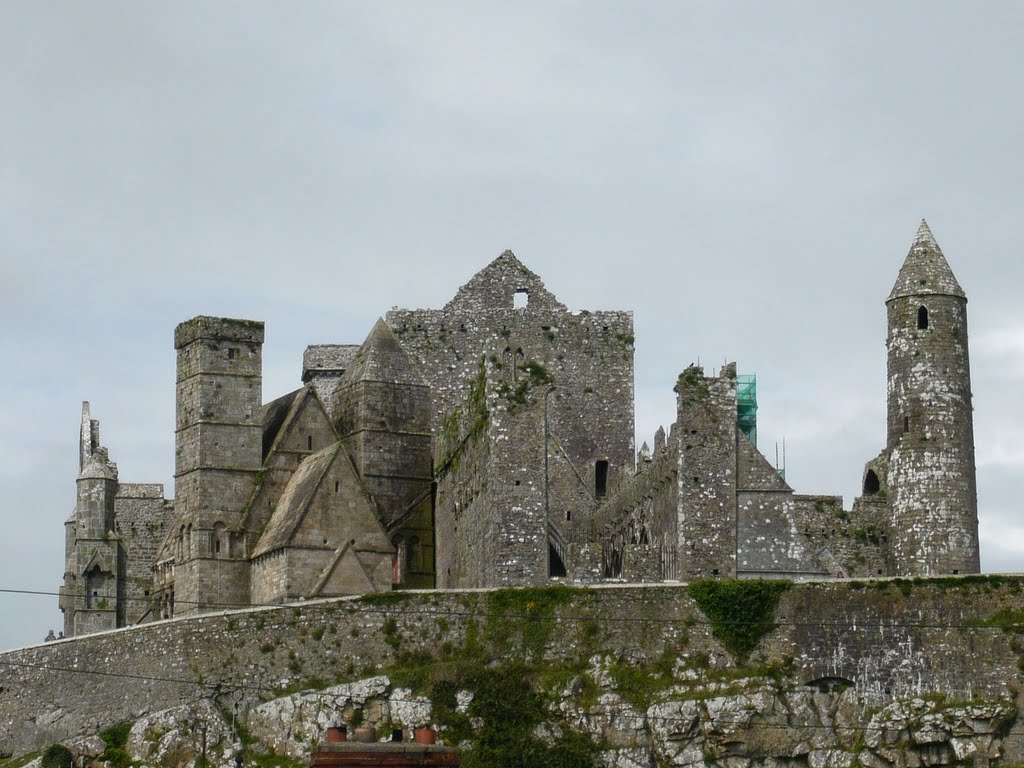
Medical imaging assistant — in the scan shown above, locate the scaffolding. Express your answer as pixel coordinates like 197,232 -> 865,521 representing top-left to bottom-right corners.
736,374 -> 758,447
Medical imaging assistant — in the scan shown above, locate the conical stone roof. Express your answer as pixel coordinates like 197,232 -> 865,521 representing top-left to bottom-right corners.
888,219 -> 965,302
341,318 -> 427,387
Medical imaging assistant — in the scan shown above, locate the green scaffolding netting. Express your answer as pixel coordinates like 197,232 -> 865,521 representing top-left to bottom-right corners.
736,374 -> 757,446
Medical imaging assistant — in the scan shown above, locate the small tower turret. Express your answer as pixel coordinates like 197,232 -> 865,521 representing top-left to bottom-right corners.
885,220 -> 979,576
61,402 -> 123,636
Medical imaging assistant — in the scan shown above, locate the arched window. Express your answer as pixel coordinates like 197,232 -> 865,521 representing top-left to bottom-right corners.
863,470 -> 880,495
84,565 -> 104,608
392,535 -> 406,585
917,306 -> 929,329
213,522 -> 226,557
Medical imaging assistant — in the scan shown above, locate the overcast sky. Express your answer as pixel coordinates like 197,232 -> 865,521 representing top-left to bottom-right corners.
2,2 -> 1022,652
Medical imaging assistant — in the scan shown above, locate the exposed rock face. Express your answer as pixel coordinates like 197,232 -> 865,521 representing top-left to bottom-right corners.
17,673 -> 1019,768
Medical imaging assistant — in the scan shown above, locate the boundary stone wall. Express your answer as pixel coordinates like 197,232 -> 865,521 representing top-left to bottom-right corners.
3,578 -> 1024,756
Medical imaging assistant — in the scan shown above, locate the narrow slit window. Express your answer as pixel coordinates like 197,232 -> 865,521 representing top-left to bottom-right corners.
595,460 -> 609,498
917,306 -> 929,329
307,435 -> 313,450
903,415 -> 910,433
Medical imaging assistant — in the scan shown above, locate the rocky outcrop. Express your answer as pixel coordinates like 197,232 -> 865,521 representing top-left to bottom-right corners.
11,669 -> 1019,768
5,580 -> 1024,765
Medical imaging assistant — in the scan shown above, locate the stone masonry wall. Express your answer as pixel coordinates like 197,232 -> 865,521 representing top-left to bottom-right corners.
433,365 -> 494,588
301,344 -> 359,421
389,254 -> 635,587
113,484 -> 171,625
587,434 -> 680,581
797,495 -> 890,578
173,316 -> 265,615
734,428 -> 818,579
387,254 -> 635,529
4,578 -> 1024,758
676,365 -> 739,578
335,380 -> 433,530
886,293 -> 979,576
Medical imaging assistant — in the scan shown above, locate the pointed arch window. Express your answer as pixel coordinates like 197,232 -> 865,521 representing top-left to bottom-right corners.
917,306 -> 929,330
863,470 -> 880,495
213,522 -> 227,557
84,565 -> 104,608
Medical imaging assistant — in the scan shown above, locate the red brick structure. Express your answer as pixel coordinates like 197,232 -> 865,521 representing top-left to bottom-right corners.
310,742 -> 460,767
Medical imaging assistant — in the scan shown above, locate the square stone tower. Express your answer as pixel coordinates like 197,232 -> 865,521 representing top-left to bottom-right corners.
172,316 -> 265,614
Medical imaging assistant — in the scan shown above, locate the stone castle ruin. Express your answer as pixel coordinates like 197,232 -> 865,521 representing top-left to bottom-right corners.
60,220 -> 980,636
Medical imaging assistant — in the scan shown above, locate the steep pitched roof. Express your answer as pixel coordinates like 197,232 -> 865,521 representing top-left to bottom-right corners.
251,441 -> 393,560
736,428 -> 791,492
443,250 -> 568,313
259,387 -> 303,458
252,444 -> 339,558
340,318 -> 427,387
888,219 -> 965,301
257,384 -> 335,459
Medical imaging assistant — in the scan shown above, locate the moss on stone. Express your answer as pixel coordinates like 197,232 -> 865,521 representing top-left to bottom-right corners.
483,585 -> 578,659
98,722 -> 132,768
688,579 -> 791,663
967,607 -> 1024,632
39,746 -> 73,768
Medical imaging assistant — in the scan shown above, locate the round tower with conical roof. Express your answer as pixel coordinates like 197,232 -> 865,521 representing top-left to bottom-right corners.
886,220 -> 979,576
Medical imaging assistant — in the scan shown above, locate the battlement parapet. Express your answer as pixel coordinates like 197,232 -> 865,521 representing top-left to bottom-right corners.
302,344 -> 360,380
174,316 -> 265,349
116,483 -> 165,499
